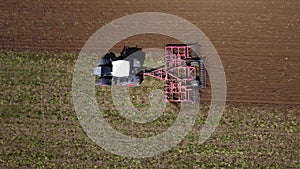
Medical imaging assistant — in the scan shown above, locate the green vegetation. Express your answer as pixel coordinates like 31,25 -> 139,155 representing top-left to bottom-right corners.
0,51 -> 299,168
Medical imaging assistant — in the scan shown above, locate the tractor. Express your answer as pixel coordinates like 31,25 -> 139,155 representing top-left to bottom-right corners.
94,44 -> 206,103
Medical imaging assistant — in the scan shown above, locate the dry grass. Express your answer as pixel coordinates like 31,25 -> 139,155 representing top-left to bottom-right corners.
0,51 -> 299,168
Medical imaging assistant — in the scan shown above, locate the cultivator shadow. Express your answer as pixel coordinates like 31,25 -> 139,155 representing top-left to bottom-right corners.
94,44 -> 207,103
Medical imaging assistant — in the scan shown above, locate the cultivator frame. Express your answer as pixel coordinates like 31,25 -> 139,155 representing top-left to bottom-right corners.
143,44 -> 206,103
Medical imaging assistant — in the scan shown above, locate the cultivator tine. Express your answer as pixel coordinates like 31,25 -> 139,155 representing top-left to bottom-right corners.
199,57 -> 206,89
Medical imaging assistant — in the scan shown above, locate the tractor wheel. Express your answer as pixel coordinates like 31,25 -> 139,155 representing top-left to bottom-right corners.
99,52 -> 116,65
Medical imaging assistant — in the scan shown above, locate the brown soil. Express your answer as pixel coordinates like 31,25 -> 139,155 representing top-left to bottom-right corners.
1,0 -> 299,105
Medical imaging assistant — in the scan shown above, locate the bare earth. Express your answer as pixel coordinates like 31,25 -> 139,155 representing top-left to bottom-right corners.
1,0 -> 300,104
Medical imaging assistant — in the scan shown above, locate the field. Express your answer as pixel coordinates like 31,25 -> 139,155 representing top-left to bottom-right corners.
0,0 -> 299,168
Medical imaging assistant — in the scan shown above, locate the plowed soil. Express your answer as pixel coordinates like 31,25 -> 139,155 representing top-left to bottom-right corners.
1,0 -> 299,105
